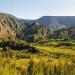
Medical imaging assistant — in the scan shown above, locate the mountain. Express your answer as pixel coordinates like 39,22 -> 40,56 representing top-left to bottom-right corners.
22,16 -> 75,30
0,13 -> 50,42
35,16 -> 75,26
22,22 -> 50,42
18,19 -> 33,25
48,26 -> 75,40
0,13 -> 26,40
0,13 -> 75,42
35,16 -> 66,30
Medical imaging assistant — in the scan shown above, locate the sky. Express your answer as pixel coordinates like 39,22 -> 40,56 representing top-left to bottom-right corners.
0,0 -> 75,19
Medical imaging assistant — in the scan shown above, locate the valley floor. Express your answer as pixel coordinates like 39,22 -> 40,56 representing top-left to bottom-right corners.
0,44 -> 75,75
0,40 -> 75,75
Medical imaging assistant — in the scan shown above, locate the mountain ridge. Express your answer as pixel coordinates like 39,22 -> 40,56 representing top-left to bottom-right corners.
20,16 -> 75,30
0,13 -> 75,42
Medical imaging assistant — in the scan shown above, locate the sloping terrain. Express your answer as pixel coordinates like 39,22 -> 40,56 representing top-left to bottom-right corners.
0,13 -> 26,40
0,13 -> 75,75
21,16 -> 75,30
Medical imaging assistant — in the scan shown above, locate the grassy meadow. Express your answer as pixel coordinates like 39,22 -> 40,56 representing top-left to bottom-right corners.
0,40 -> 75,75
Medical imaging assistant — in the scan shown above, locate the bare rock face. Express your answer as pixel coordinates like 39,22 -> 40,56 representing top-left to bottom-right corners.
1,13 -> 75,42
0,13 -> 25,40
23,22 -> 50,42
0,19 -> 16,38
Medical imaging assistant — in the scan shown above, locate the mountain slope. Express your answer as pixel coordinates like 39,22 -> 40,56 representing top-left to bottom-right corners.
22,22 -> 50,42
22,16 -> 75,30
36,16 -> 75,29
0,13 -> 50,42
0,13 -> 26,40
0,13 -> 75,42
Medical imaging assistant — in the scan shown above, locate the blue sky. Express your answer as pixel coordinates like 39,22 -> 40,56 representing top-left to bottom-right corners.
0,0 -> 75,19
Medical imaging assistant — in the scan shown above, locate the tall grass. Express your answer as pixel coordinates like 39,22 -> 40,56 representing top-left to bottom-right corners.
0,56 -> 75,75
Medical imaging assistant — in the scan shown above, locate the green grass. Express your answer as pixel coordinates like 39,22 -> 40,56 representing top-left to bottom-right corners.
0,55 -> 75,75
0,40 -> 75,75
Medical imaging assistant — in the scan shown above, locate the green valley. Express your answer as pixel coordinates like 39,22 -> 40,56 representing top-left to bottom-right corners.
0,13 -> 75,75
